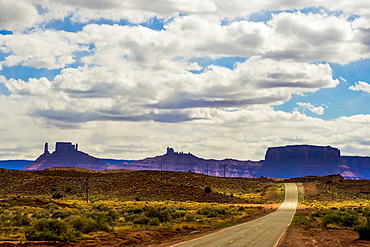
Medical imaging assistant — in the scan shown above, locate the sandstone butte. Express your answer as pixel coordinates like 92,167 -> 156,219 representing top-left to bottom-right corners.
21,143 -> 370,179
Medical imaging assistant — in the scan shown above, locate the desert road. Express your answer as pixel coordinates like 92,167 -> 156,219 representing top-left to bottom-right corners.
174,183 -> 298,247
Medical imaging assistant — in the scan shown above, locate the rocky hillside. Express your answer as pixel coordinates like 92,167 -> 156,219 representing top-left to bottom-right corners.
117,147 -> 262,178
0,168 -> 276,204
255,145 -> 343,178
21,142 -> 126,171
18,143 -> 370,179
340,156 -> 370,179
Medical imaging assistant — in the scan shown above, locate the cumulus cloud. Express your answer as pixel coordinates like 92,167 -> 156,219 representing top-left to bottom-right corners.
296,102 -> 325,115
349,81 -> 370,93
1,0 -> 370,161
1,55 -> 338,129
0,0 -> 39,30
0,30 -> 83,69
264,12 -> 366,63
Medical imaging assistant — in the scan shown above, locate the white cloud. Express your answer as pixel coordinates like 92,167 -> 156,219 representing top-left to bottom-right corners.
1,30 -> 83,69
349,81 -> 370,93
2,0 -> 370,161
296,102 -> 325,115
0,0 -> 40,31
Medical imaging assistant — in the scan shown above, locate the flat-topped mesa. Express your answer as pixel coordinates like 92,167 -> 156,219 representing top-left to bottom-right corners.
257,145 -> 342,178
166,147 -> 176,155
265,145 -> 341,162
55,142 -> 78,152
21,141 -> 108,171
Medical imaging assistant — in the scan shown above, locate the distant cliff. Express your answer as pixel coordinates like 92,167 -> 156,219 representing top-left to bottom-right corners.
19,143 -> 370,179
116,147 -> 262,178
340,156 -> 370,179
256,145 -> 343,178
22,142 -> 113,171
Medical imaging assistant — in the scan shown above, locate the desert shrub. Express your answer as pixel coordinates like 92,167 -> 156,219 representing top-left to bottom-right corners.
32,209 -> 50,219
238,206 -> 245,211
0,210 -> 14,226
354,220 -> 370,240
92,204 -> 109,212
108,209 -> 120,221
185,213 -> 195,221
124,214 -> 138,222
25,218 -> 78,242
125,207 -> 143,214
204,187 -> 212,193
321,210 -> 358,227
44,203 -> 59,211
13,211 -> 31,226
87,210 -> 115,225
143,206 -> 183,223
67,215 -> 111,233
0,203 -> 10,209
132,215 -> 149,225
52,210 -> 74,219
148,218 -> 161,226
197,207 -> 229,218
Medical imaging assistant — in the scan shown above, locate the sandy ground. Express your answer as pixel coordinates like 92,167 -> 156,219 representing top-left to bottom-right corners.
277,226 -> 370,247
0,204 -> 280,247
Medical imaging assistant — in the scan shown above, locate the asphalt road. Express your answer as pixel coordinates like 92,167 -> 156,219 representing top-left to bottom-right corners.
173,183 -> 298,247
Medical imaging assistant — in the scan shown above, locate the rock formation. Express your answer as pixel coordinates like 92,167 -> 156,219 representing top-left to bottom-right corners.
18,143 -> 370,179
340,156 -> 370,179
22,142 -> 111,171
255,145 -> 363,179
115,147 -> 261,178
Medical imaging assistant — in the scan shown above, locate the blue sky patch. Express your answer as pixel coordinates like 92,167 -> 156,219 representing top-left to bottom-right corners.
1,65 -> 61,81
189,56 -> 248,70
0,30 -> 13,35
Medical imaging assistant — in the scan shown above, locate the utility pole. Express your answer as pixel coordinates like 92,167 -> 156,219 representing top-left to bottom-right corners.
85,177 -> 89,203
160,164 -> 163,181
223,164 -> 227,178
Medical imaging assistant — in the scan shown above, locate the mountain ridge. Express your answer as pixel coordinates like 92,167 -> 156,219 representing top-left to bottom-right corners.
16,143 -> 370,179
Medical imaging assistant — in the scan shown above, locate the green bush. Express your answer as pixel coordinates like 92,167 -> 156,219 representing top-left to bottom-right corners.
52,210 -> 73,219
32,209 -> 50,219
132,215 -> 149,225
354,220 -> 370,240
148,218 -> 161,226
197,207 -> 229,218
321,210 -> 358,227
143,206 -> 183,223
68,215 -> 111,233
44,203 -> 59,211
185,213 -> 195,221
92,204 -> 109,212
25,218 -> 79,242
13,211 -> 31,226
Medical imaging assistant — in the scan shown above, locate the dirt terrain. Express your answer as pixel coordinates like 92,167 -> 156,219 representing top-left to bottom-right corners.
0,204 -> 279,247
277,226 -> 370,247
2,170 -> 370,246
0,168 -> 277,204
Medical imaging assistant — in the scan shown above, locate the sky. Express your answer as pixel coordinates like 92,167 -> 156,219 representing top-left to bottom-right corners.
1,0 -> 370,161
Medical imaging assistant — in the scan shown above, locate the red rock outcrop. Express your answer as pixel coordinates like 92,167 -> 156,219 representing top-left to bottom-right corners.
19,143 -> 370,179
255,145 -> 362,179
21,142 -> 111,171
116,147 -> 262,178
